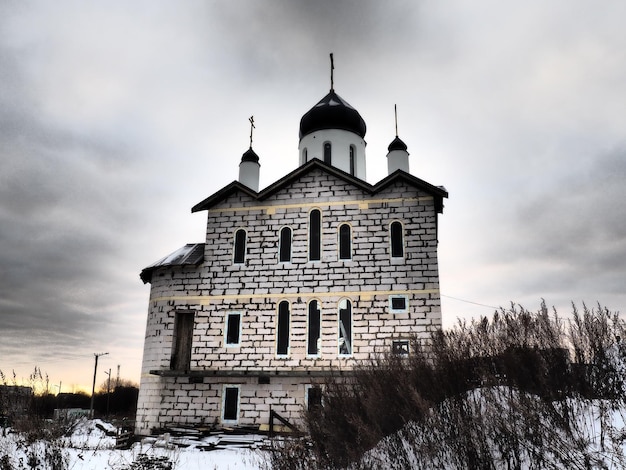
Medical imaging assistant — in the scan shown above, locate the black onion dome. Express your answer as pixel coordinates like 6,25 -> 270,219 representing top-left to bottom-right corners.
299,90 -> 366,139
241,147 -> 259,163
388,136 -> 408,152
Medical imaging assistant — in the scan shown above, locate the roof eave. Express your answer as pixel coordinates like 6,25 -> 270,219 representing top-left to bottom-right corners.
191,181 -> 259,213
372,169 -> 448,213
140,243 -> 205,284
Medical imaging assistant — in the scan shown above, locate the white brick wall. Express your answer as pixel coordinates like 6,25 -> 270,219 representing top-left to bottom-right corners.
135,169 -> 443,434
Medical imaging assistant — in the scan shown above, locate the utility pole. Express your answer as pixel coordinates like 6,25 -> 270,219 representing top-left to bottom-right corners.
90,352 -> 108,419
54,381 -> 62,413
104,368 -> 111,418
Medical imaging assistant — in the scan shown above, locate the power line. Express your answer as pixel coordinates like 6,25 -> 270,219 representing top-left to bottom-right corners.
441,294 -> 499,310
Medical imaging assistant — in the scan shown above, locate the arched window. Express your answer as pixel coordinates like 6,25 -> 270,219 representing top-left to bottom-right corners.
390,221 -> 404,258
276,300 -> 290,356
233,229 -> 246,264
323,142 -> 332,165
307,300 -> 321,356
349,145 -> 355,175
309,209 -> 321,261
303,148 -> 308,163
338,299 -> 352,356
338,223 -> 351,260
279,226 -> 292,262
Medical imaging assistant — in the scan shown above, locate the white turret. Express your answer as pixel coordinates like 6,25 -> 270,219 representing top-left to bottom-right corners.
238,147 -> 260,191
386,136 -> 410,174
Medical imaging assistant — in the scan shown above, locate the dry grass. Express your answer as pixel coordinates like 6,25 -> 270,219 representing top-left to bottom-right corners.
267,302 -> 626,469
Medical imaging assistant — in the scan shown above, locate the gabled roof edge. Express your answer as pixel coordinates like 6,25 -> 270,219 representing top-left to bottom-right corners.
191,181 -> 259,213
190,163 -> 448,214
257,158 -> 374,200
372,170 -> 448,213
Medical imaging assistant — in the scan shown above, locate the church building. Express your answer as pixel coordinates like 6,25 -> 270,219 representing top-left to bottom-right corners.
134,72 -> 448,436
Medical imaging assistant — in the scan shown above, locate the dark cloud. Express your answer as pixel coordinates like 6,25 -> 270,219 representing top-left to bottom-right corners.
470,147 -> 626,308
1,0 -> 626,386
516,149 -> 626,254
0,47 -> 151,377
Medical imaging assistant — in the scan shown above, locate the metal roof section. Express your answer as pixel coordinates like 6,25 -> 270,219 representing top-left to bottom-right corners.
299,90 -> 367,139
240,147 -> 260,163
388,136 -> 408,152
140,243 -> 204,284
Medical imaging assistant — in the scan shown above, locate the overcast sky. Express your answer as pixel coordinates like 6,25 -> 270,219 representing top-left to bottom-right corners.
1,1 -> 625,391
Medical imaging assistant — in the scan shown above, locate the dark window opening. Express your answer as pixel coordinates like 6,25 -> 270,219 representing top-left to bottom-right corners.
349,146 -> 355,175
391,297 -> 407,311
307,386 -> 323,410
307,300 -> 321,355
279,227 -> 292,262
223,386 -> 239,421
338,299 -> 352,355
392,340 -> 410,356
234,229 -> 246,264
390,221 -> 404,258
339,224 -> 351,260
323,142 -> 332,165
170,311 -> 194,370
225,313 -> 241,345
309,209 -> 321,261
303,148 -> 308,163
277,300 -> 290,355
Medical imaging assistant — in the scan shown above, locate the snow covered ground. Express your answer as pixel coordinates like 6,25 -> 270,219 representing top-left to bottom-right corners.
66,446 -> 262,470
356,389 -> 626,469
8,395 -> 625,469
0,419 -> 266,470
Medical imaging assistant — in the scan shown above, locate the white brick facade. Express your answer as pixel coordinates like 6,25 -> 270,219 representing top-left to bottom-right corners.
135,160 -> 447,436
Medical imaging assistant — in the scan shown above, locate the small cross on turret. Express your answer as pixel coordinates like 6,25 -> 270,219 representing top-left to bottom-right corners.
249,116 -> 255,149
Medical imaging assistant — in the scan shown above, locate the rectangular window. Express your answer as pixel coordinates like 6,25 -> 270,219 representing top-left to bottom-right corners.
225,312 -> 242,346
389,295 -> 409,314
306,385 -> 323,410
309,209 -> 321,261
170,311 -> 195,371
277,301 -> 290,356
222,385 -> 240,423
392,340 -> 410,356
307,300 -> 321,356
